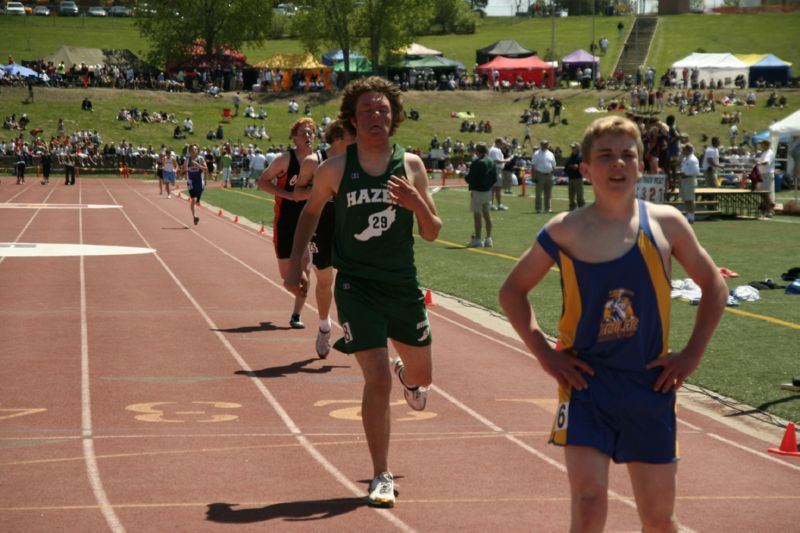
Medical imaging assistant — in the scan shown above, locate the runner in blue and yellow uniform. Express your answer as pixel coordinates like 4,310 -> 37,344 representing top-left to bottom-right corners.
500,116 -> 727,532
284,77 -> 441,508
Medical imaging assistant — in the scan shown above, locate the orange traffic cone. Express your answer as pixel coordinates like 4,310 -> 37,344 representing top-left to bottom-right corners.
259,224 -> 265,234
233,215 -> 239,224
424,288 -> 436,307
768,422 -> 800,456
217,209 -> 223,217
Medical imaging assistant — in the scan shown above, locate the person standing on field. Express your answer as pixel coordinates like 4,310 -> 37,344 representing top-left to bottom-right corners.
500,116 -> 727,533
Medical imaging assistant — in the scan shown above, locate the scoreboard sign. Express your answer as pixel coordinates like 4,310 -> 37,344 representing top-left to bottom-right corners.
636,174 -> 667,204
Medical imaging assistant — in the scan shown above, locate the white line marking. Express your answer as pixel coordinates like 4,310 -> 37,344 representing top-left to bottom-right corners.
0,186 -> 59,267
705,432 -> 800,473
78,185 -> 125,532
0,203 -> 122,209
0,243 -> 155,257
117,183 -> 414,532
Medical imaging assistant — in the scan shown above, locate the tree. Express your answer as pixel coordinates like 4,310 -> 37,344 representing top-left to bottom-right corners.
465,0 -> 489,9
430,0 -> 479,33
292,0 -> 359,84
293,0 -> 430,76
135,0 -> 273,68
355,0 -> 432,73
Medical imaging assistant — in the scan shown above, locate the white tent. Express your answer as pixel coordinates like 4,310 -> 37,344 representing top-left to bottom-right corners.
671,53 -> 749,87
401,43 -> 443,57
769,110 -> 800,199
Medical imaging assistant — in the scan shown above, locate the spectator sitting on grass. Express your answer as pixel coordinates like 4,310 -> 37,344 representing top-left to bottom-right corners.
81,97 -> 93,112
244,104 -> 255,118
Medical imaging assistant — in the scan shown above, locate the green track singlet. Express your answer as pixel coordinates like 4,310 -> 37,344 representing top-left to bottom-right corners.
332,143 -> 416,282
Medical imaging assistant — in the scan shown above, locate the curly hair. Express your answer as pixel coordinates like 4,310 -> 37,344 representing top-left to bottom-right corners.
338,76 -> 405,137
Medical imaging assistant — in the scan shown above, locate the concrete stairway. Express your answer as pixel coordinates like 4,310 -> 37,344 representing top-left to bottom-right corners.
615,16 -> 658,75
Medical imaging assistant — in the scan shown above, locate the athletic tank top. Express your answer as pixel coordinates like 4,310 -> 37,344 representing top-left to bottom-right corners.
537,200 -> 671,372
316,148 -> 334,205
274,149 -> 306,230
187,156 -> 203,181
333,143 -> 416,281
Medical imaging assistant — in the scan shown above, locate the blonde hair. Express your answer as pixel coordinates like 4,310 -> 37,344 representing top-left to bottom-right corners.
581,116 -> 644,163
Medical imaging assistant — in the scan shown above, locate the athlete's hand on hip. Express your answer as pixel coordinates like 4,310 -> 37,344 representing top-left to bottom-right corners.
387,175 -> 420,210
538,347 -> 594,392
647,350 -> 701,393
284,269 -> 309,298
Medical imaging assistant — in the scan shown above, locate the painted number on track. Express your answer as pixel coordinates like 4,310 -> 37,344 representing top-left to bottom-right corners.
0,406 -> 47,421
126,401 -> 241,423
314,399 -> 436,422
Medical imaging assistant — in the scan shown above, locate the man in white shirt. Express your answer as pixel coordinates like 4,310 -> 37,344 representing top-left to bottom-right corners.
248,148 -> 267,188
487,137 -> 508,210
680,143 -> 700,223
728,123 -> 738,147
702,137 -> 722,188
531,140 -> 557,213
756,139 -> 775,217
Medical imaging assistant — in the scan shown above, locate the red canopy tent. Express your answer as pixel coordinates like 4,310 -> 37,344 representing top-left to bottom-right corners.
476,55 -> 554,88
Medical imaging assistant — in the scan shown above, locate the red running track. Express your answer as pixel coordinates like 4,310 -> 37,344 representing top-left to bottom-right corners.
1,179 -> 798,532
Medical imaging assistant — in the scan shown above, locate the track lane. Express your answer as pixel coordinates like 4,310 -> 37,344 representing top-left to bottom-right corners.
1,179 -> 797,532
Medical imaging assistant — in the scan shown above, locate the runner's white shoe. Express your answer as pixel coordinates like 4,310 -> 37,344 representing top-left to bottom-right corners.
367,472 -> 395,508
316,328 -> 331,359
392,358 -> 428,411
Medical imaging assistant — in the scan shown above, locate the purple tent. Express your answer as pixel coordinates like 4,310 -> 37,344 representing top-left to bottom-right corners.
562,49 -> 599,67
561,49 -> 600,82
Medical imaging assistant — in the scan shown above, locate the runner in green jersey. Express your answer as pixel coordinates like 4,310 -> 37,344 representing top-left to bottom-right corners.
284,77 -> 441,508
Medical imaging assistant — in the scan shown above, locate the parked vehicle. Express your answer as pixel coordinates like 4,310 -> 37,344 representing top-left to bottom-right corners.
58,0 -> 79,16
87,5 -> 106,16
3,2 -> 26,15
32,5 -> 50,15
108,5 -> 131,16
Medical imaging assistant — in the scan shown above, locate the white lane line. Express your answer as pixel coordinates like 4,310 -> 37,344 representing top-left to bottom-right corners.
0,203 -> 122,209
706,432 -> 800,473
124,184 -> 639,521
0,186 -> 59,266
78,184 -> 125,532
0,243 -> 155,257
115,183 -> 414,532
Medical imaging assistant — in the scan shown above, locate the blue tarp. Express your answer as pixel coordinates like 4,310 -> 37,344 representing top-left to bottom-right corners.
749,54 -> 792,88
322,49 -> 365,67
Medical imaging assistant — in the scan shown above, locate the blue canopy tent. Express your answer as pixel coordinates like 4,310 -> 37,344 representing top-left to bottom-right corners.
322,49 -> 366,67
748,54 -> 792,88
4,63 -> 39,77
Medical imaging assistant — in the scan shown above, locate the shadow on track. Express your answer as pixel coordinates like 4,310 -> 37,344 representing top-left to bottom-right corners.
236,358 -> 348,379
214,321 -> 292,333
206,498 -> 366,523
